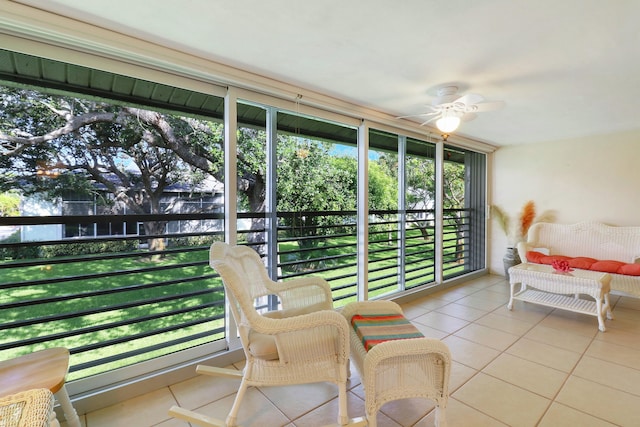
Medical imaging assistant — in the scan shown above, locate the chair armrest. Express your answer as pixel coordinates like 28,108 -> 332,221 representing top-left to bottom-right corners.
253,309 -> 350,364
270,276 -> 334,311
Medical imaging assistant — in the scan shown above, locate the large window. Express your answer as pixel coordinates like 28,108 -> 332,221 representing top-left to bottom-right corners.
0,48 -> 487,393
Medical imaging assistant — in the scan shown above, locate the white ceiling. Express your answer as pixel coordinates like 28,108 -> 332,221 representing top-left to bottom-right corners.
14,0 -> 640,146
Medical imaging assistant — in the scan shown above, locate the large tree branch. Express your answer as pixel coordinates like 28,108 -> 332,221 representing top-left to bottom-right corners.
0,111 -> 128,155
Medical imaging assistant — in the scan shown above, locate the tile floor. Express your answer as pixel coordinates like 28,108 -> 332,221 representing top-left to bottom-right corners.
71,274 -> 640,426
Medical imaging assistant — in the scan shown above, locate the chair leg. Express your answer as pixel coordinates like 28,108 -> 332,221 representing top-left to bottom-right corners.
55,385 -> 81,427
435,404 -> 447,427
226,376 -> 249,427
168,405 -> 225,427
337,380 -> 349,425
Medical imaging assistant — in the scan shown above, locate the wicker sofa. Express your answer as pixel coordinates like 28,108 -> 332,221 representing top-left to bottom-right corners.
517,221 -> 640,298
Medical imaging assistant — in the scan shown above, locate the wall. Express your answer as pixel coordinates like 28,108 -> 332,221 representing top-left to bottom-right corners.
489,129 -> 640,275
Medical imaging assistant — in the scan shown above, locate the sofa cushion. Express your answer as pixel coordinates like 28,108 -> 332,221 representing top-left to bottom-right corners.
539,255 -> 572,265
590,260 -> 625,273
568,257 -> 598,269
526,251 -> 546,263
618,263 -> 640,276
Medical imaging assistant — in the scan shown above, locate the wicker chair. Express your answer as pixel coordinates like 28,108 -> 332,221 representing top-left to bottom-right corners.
0,389 -> 59,427
169,242 -> 364,427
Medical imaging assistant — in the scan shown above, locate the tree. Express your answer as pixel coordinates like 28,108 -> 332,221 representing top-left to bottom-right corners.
0,87 -> 223,253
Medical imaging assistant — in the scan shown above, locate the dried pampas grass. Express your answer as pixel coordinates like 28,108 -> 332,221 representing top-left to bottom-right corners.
491,200 -> 556,245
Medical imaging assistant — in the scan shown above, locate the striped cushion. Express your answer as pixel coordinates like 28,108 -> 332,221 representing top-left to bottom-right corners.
351,313 -> 424,351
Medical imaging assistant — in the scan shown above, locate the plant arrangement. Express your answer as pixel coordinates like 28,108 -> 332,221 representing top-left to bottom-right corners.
491,200 -> 555,247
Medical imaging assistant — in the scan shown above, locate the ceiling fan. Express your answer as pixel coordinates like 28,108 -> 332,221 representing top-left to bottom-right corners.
398,86 -> 505,134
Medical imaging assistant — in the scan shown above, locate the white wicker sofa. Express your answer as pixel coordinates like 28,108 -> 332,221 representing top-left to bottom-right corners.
517,221 -> 640,298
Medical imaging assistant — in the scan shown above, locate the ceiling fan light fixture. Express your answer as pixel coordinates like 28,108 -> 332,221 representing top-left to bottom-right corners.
436,113 -> 461,133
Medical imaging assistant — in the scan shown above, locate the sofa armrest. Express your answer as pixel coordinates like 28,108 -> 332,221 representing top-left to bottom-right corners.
517,241 -> 531,263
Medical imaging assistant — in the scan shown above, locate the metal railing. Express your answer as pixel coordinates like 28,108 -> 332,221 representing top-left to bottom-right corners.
1,208 -> 475,380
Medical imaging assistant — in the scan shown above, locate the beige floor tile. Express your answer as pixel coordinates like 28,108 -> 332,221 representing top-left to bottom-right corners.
469,288 -> 511,302
604,307 -> 640,333
474,312 -> 534,336
537,309 -> 601,337
586,338 -> 640,370
86,387 -> 178,427
378,397 -> 435,427
614,296 -> 640,311
453,372 -> 550,427
485,282 -> 511,298
431,286 -> 478,301
442,335 -> 500,370
259,382 -> 338,421
572,355 -> 640,396
464,275 -> 506,289
153,417 -> 190,427
412,321 -> 450,340
455,295 -> 505,312
402,297 -> 451,314
492,301 -> 553,324
413,311 -> 470,334
331,387 -> 401,426
58,415 -> 87,427
556,376 -> 640,426
193,387 -> 290,427
170,365 -> 242,409
399,302 -> 431,319
290,390 -> 368,427
417,397 -> 508,426
435,302 -> 489,322
593,325 -> 640,351
506,338 -> 582,372
449,361 -> 478,393
482,353 -> 568,399
523,324 -> 593,353
453,323 -> 520,351
537,402 -> 617,427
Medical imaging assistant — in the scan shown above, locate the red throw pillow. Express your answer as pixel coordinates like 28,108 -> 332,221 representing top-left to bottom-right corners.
568,257 -> 597,269
590,260 -> 625,273
526,251 -> 546,263
539,255 -> 572,265
618,263 -> 640,276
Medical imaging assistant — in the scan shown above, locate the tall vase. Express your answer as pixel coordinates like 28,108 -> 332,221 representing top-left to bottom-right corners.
503,247 -> 521,281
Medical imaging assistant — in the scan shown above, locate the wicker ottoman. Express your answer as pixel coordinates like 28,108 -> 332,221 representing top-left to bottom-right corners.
341,300 -> 451,427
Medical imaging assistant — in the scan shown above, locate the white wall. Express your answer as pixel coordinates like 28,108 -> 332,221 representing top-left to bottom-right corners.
489,129 -> 640,275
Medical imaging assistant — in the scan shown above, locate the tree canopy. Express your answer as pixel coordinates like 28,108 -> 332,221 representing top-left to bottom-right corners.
0,84 -> 465,251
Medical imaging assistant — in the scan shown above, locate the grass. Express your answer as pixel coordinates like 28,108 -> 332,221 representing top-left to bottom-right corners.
2,228 -> 468,380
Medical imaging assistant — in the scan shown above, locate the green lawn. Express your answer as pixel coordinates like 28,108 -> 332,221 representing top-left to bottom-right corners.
2,229 -> 466,379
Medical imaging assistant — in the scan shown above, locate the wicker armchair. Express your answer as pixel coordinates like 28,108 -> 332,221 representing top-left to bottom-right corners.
170,242 -> 363,427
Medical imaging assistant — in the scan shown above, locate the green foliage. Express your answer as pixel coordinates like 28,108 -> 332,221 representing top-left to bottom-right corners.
368,161 -> 397,210
167,235 -> 218,248
0,191 -> 20,216
39,240 -> 138,258
0,230 -> 40,260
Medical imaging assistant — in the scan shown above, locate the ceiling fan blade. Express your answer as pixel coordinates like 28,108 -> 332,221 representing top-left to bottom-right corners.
419,116 -> 439,126
461,112 -> 478,122
454,93 -> 484,106
472,100 -> 506,112
396,111 -> 438,119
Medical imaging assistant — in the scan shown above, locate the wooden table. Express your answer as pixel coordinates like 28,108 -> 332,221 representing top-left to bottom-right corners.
508,263 -> 613,332
0,348 -> 80,427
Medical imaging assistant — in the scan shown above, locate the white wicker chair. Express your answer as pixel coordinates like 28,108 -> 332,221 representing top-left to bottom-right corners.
169,242 -> 364,427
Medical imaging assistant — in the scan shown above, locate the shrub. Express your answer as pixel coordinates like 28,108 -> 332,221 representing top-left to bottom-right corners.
40,240 -> 138,258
